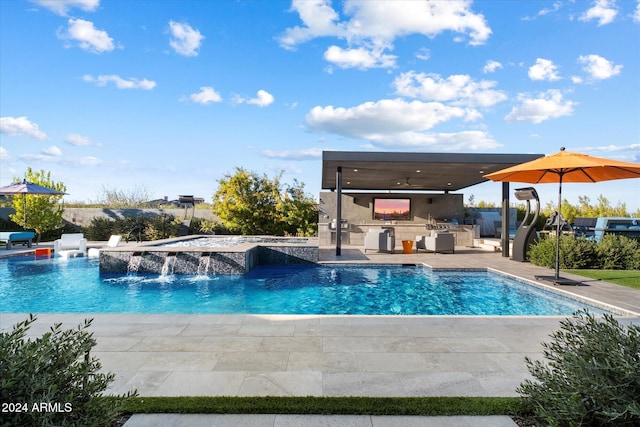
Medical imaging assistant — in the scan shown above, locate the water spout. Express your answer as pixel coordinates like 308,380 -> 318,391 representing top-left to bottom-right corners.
161,252 -> 177,276
127,252 -> 143,273
197,252 -> 211,276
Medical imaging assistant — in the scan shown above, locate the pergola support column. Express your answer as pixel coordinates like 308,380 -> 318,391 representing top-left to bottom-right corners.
335,166 -> 342,256
502,182 -> 510,258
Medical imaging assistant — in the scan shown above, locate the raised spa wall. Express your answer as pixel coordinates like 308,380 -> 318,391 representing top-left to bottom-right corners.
98,240 -> 319,275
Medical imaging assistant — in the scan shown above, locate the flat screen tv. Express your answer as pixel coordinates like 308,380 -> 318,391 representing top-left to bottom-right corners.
373,198 -> 411,221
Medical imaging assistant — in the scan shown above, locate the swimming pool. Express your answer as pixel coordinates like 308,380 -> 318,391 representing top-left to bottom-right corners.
0,254 -> 611,315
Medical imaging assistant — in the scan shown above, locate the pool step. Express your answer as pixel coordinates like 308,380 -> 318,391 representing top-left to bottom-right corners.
474,238 -> 512,252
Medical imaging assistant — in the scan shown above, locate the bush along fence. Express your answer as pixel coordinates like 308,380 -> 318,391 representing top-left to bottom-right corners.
529,234 -> 640,270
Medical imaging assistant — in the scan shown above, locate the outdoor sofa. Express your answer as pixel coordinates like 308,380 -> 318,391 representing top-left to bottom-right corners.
416,230 -> 455,254
0,231 -> 35,249
54,233 -> 87,257
364,228 -> 395,253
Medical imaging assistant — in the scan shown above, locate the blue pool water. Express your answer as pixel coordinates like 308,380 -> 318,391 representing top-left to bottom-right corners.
0,255 -> 608,315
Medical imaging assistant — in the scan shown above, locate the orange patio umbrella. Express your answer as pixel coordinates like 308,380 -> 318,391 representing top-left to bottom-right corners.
485,147 -> 640,283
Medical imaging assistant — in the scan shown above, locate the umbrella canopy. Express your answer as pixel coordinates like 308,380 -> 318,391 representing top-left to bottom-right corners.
0,179 -> 68,196
485,148 -> 640,283
484,148 -> 640,184
0,179 -> 67,229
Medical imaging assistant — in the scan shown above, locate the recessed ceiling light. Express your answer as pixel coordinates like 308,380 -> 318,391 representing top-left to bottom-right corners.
447,182 -> 452,186
353,169 -> 358,172
416,169 -> 421,173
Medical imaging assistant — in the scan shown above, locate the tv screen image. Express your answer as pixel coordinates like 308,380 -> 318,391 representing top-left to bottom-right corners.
373,198 -> 411,220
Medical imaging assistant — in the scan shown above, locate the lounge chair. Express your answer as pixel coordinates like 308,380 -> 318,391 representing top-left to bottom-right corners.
364,228 -> 395,253
0,231 -> 35,249
416,230 -> 455,254
54,233 -> 87,258
88,235 -> 122,257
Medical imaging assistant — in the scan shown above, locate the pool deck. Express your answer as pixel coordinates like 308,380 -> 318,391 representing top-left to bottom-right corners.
2,243 -> 639,426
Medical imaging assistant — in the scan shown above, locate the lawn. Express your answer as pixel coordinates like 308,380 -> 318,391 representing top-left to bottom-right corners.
563,269 -> 640,289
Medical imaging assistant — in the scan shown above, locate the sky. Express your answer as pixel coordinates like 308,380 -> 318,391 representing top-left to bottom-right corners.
1,0 -> 639,212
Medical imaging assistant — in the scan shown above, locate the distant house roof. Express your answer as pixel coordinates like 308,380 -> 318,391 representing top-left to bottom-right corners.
145,197 -> 205,207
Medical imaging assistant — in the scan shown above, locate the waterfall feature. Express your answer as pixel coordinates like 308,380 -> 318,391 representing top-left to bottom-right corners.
161,253 -> 177,276
127,252 -> 142,273
197,252 -> 211,276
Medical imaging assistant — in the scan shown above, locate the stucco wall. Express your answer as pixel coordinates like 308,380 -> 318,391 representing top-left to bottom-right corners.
0,207 -> 217,228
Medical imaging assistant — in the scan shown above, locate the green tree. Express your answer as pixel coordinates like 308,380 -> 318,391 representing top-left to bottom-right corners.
277,179 -> 318,236
213,168 -> 317,236
544,195 -> 630,224
9,168 -> 66,242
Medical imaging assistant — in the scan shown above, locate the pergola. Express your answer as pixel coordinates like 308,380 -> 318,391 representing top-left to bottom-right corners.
321,151 -> 544,256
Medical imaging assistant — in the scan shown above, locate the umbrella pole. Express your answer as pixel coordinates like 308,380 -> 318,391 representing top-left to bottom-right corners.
555,174 -> 563,280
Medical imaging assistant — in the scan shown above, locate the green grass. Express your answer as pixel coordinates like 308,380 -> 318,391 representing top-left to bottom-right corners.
563,269 -> 640,289
115,396 -> 526,417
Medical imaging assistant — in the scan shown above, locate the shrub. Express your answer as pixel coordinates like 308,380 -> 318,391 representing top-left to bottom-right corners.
597,235 -> 640,270
0,314 -> 137,426
83,217 -> 116,241
517,310 -> 640,426
529,235 -> 598,269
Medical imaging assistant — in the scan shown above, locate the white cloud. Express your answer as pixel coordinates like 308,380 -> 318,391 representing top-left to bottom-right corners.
278,0 -> 345,49
392,72 -> 507,108
635,0 -> 640,22
324,45 -> 397,69
528,58 -> 561,81
168,21 -> 204,57
0,147 -> 9,160
73,156 -> 102,166
42,145 -> 62,157
579,0 -> 618,26
306,98 -> 466,141
65,133 -> 101,146
362,130 -> 502,151
59,18 -> 114,53
29,0 -> 99,16
83,74 -> 156,90
578,54 -> 622,80
578,143 -> 640,153
19,152 -> 102,166
415,47 -> 430,61
261,148 -> 323,160
186,86 -> 222,104
0,116 -> 47,140
482,60 -> 502,74
235,90 -> 274,107
504,90 -> 576,124
279,0 -> 491,69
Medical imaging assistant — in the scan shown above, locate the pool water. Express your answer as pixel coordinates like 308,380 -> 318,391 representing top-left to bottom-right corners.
0,255 -> 608,315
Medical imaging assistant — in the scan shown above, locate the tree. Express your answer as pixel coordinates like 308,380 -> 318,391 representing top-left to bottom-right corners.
213,168 -> 317,236
277,179 -> 318,236
9,168 -> 66,242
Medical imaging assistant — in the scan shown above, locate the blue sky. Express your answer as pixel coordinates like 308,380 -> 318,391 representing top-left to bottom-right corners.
1,0 -> 639,211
